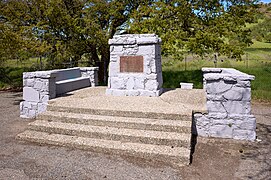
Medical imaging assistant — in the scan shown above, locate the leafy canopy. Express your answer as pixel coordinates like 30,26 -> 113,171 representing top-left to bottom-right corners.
0,0 -> 260,75
129,0 -> 259,60
0,0 -> 146,65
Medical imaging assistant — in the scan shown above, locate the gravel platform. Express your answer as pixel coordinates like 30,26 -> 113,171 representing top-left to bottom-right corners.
49,87 -> 207,115
0,91 -> 270,179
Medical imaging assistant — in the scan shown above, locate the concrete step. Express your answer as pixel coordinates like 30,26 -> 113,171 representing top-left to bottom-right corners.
28,120 -> 191,148
17,130 -> 190,167
47,105 -> 190,120
38,111 -> 191,133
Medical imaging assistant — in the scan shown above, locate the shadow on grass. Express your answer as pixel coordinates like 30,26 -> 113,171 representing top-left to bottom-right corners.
245,48 -> 271,52
1,67 -> 204,91
162,70 -> 203,89
0,67 -> 33,89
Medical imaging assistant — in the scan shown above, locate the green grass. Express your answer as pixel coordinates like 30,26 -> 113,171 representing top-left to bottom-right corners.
162,58 -> 271,102
163,61 -> 271,102
0,57 -> 44,90
238,66 -> 271,102
244,40 -> 271,61
163,70 -> 203,89
0,67 -> 25,89
4,58 -> 42,68
245,19 -> 265,29
162,40 -> 271,102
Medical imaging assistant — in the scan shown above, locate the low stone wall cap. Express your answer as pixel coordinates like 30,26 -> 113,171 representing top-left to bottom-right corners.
23,71 -> 57,79
80,67 -> 99,71
52,67 -> 80,73
202,68 -> 255,80
109,34 -> 161,45
204,73 -> 255,81
202,68 -> 222,73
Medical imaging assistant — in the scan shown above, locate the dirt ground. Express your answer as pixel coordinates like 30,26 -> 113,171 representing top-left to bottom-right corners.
0,92 -> 270,180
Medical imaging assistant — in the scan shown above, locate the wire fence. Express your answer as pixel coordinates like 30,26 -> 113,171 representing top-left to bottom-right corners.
2,52 -> 271,72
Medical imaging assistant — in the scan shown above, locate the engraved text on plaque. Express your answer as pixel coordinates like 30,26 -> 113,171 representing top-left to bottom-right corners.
120,56 -> 143,73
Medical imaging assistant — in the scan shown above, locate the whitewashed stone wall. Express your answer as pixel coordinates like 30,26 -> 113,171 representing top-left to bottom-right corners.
193,68 -> 256,141
80,67 -> 99,87
20,67 -> 98,118
20,71 -> 57,118
106,34 -> 163,97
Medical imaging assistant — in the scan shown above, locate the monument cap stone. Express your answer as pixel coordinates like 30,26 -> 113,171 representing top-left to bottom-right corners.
107,34 -> 163,97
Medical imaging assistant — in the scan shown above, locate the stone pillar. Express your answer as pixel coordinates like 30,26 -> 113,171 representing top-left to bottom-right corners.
80,67 -> 99,87
193,68 -> 256,141
20,71 -> 57,118
106,34 -> 163,97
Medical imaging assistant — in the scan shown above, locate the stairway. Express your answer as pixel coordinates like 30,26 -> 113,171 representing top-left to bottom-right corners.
17,104 -> 193,167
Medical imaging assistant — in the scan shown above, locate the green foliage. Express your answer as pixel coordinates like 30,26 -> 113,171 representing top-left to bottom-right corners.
251,18 -> 271,43
0,67 -> 24,89
0,1 -> 50,65
0,0 -> 147,82
239,66 -> 271,102
129,0 -> 259,60
0,0 -> 266,86
264,33 -> 271,42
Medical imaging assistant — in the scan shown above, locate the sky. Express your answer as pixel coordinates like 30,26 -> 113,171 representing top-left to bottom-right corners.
261,0 -> 271,3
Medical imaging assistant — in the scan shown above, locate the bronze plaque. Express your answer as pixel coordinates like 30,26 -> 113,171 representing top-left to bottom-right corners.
120,56 -> 143,73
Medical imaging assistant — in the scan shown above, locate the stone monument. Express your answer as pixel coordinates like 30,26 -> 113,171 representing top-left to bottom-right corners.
106,34 -> 163,97
193,68 -> 256,141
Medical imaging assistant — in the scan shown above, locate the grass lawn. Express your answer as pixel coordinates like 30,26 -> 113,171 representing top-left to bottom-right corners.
162,40 -> 271,102
0,67 -> 25,89
0,57 -> 43,89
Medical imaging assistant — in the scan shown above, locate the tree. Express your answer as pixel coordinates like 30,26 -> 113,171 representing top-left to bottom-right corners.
81,0 -> 152,81
251,17 -> 271,43
265,33 -> 271,43
129,0 -> 259,60
0,0 -> 260,82
0,0 -> 149,82
0,1 -> 31,65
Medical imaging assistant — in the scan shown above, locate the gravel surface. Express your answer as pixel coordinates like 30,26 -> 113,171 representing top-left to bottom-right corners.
49,87 -> 207,115
0,91 -> 270,180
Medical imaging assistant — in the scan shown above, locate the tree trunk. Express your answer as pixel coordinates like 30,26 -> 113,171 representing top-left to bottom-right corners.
74,54 -> 80,67
100,45 -> 110,83
89,45 -> 104,84
214,53 -> 218,68
70,55 -> 80,67
39,56 -> 42,70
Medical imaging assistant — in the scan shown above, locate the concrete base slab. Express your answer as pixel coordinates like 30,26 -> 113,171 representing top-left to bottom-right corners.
17,130 -> 190,168
17,86 -> 206,167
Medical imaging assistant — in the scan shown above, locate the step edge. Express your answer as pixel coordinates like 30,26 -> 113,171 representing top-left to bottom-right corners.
46,105 -> 192,119
29,120 -> 191,142
17,130 -> 191,157
38,112 -> 192,127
